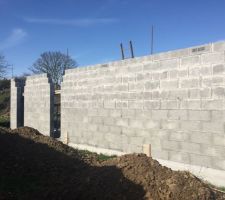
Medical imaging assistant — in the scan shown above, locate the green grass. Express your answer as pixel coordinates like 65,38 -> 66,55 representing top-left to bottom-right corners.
78,149 -> 116,161
217,186 -> 225,192
207,182 -> 225,193
97,153 -> 116,161
0,115 -> 10,128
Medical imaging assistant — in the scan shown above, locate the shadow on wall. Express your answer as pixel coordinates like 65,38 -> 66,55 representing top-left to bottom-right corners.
0,130 -> 145,200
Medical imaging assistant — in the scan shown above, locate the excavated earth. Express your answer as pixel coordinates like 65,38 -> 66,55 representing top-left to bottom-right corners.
0,127 -> 224,200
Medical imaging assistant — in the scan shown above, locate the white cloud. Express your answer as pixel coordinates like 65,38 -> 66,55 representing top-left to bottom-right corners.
0,28 -> 27,50
24,17 -> 118,26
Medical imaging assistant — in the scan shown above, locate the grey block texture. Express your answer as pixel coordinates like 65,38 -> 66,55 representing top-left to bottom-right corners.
61,41 -> 225,171
24,74 -> 54,136
10,79 -> 25,129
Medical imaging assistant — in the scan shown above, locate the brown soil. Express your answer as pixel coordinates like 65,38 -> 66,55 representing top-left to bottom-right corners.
0,127 -> 224,200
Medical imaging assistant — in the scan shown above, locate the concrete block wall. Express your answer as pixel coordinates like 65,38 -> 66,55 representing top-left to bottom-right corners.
24,74 -> 54,136
10,79 -> 25,129
61,41 -> 225,171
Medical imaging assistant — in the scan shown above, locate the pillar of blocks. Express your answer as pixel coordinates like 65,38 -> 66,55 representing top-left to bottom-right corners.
10,78 -> 25,129
24,74 -> 54,136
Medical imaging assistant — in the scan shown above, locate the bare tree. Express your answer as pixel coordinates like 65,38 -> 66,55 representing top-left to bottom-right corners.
0,54 -> 8,78
30,51 -> 77,85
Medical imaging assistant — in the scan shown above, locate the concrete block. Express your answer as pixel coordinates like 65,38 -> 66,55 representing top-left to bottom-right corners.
180,100 -> 201,110
144,100 -> 160,109
211,158 -> 225,170
144,120 -> 160,129
180,78 -> 200,88
161,100 -> 178,109
143,92 -> 152,100
121,109 -> 136,118
128,101 -> 143,109
211,111 -> 225,122
116,118 -> 128,127
162,140 -> 180,150
122,127 -> 136,136
212,76 -> 225,86
129,136 -> 144,146
143,62 -> 160,71
122,75 -> 136,83
190,132 -> 212,144
190,154 -> 212,168
103,117 -> 115,126
169,131 -> 189,142
116,101 -> 128,109
161,80 -> 178,89
128,64 -> 143,72
129,82 -> 144,91
202,99 -> 224,110
151,91 -> 159,99
129,119 -> 144,129
160,71 -> 168,79
181,55 -> 200,67
168,110 -> 188,120
88,124 -> 98,131
161,120 -> 179,130
152,110 -> 168,120
145,81 -> 160,90
201,145 -> 225,158
169,70 -> 178,79
104,100 -> 116,109
213,134 -> 225,146
152,72 -> 160,80
160,59 -> 179,69
135,110 -> 152,119
200,66 -> 212,76
88,109 -> 98,117
180,142 -> 201,154
202,52 -> 224,65
189,67 -> 200,77
144,72 -> 152,80
202,122 -> 224,134
109,110 -> 122,118
189,89 -> 200,99
98,125 -> 109,133
91,117 -> 103,124
180,121 -> 201,131
109,126 -> 122,135
213,64 -> 225,74
178,69 -> 188,78
212,87 -> 225,98
114,84 -> 128,92
200,88 -> 211,99
136,73 -> 145,81
188,110 -> 211,121
160,90 -> 170,99
168,151 -> 190,164
153,49 -> 189,60
98,109 -> 109,117
169,89 -> 189,100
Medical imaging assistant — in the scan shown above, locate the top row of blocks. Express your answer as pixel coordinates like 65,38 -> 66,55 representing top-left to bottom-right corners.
65,41 -> 225,75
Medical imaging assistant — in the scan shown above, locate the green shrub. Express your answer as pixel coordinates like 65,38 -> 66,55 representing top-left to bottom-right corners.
0,115 -> 10,128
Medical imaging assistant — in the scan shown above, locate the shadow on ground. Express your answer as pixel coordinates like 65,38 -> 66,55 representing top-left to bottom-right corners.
0,130 -> 145,200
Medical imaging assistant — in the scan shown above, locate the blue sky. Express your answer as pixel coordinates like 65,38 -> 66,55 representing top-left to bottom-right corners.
0,0 -> 225,77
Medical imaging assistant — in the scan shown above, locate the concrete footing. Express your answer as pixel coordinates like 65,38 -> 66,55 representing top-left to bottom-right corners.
68,142 -> 225,187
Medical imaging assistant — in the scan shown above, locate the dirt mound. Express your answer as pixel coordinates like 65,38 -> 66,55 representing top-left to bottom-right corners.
103,154 -> 224,199
0,127 -> 224,200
